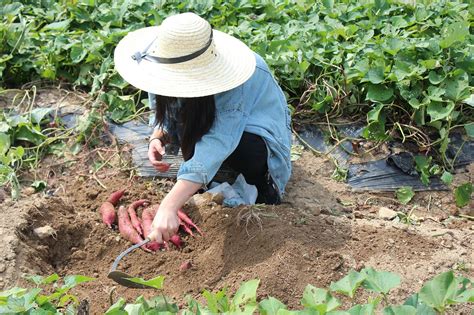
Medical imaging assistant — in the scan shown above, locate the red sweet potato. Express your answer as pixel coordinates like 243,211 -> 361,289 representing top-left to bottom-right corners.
141,206 -> 161,251
169,234 -> 182,249
117,206 -> 148,251
127,199 -> 149,236
178,209 -> 203,236
100,201 -> 116,228
179,260 -> 192,271
107,189 -> 125,206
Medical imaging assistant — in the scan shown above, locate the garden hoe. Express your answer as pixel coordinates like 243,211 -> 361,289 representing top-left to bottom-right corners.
108,238 -> 151,289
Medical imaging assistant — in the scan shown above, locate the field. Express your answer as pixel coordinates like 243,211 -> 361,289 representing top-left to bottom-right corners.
1,0 -> 473,314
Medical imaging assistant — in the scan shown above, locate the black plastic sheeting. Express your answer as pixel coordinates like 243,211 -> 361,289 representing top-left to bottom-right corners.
108,120 -> 237,182
297,123 -> 473,192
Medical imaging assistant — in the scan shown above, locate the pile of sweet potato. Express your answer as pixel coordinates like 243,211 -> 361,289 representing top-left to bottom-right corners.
99,189 -> 202,252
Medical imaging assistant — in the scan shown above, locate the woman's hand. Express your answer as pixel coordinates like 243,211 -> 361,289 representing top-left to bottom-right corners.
147,179 -> 203,243
148,138 -> 170,172
149,206 -> 180,243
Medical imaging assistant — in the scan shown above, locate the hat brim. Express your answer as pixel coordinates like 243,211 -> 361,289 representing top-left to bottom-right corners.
114,26 -> 256,98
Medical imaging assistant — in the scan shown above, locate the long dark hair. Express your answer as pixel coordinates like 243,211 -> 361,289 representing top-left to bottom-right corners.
154,95 -> 216,161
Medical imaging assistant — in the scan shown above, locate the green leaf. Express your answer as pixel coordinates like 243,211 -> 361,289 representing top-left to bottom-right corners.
383,305 -> 416,315
367,104 -> 384,123
462,94 -> 474,107
366,84 -> 393,102
444,70 -> 469,101
347,304 -> 375,315
0,287 -> 26,299
367,66 -> 385,84
403,293 -> 436,315
232,279 -> 259,307
329,270 -> 366,298
454,288 -> 474,303
0,3 -> 23,16
259,296 -> 287,315
42,20 -> 71,31
14,125 -> 45,145
440,21 -> 469,48
465,123 -> 474,138
30,108 -> 52,124
24,275 -> 44,285
418,271 -> 457,310
0,122 -> 10,133
362,268 -> 401,295
428,71 -> 445,85
454,183 -> 472,208
396,187 -> 415,205
0,133 -> 11,156
427,101 -> 454,122
440,171 -> 453,186
301,285 -> 340,313
125,276 -> 164,290
63,275 -> 95,289
31,180 -> 47,192
70,45 -> 88,64
124,303 -> 145,315
105,297 -> 126,314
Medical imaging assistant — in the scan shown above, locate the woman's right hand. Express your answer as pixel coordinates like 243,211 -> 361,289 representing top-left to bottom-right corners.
148,138 -> 171,172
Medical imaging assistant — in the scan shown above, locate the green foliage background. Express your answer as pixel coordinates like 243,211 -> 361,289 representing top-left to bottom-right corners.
0,0 -> 473,195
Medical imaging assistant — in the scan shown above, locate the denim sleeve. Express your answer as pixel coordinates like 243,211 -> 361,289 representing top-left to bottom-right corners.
177,105 -> 248,185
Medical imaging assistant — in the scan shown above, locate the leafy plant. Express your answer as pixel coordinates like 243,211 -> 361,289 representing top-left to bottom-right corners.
0,274 -> 94,314
396,186 -> 415,205
454,182 -> 472,208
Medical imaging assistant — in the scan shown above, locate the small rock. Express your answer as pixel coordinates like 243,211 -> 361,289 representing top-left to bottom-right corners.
0,263 -> 6,273
353,211 -> 364,219
378,207 -> 397,220
23,187 -> 36,196
33,226 -> 57,239
93,272 -> 99,278
115,236 -> 121,242
388,238 -> 395,245
86,191 -> 99,199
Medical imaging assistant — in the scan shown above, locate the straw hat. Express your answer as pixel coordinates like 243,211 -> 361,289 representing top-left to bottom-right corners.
114,12 -> 256,98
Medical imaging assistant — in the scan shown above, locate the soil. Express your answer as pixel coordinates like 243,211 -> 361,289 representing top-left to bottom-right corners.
0,89 -> 473,314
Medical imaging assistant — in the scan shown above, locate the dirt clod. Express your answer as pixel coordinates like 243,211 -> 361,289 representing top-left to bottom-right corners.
33,226 -> 57,239
378,207 -> 397,220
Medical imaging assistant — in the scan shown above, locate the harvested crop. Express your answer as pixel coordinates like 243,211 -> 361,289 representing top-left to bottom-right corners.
117,206 -> 148,251
99,190 -> 125,228
169,234 -> 182,249
107,189 -> 125,206
179,260 -> 192,271
100,202 -> 116,228
178,209 -> 204,236
142,206 -> 161,252
127,199 -> 148,236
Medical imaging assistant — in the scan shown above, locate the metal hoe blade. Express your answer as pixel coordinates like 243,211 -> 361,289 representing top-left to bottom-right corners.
108,238 -> 151,289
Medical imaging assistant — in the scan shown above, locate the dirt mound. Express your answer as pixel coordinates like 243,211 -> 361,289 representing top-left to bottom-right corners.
0,152 -> 472,314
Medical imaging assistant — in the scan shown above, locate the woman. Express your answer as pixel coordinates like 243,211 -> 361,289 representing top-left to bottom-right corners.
114,12 -> 291,244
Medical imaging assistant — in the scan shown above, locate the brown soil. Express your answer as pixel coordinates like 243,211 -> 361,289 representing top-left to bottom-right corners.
0,89 -> 473,314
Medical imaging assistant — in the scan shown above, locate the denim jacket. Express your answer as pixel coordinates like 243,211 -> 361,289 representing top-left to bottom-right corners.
148,53 -> 292,195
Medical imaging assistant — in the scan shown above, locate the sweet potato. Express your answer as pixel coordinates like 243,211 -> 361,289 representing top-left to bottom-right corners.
141,206 -> 161,252
107,189 -> 125,206
127,199 -> 149,236
178,209 -> 203,236
169,234 -> 182,249
100,201 -> 116,228
117,206 -> 148,251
